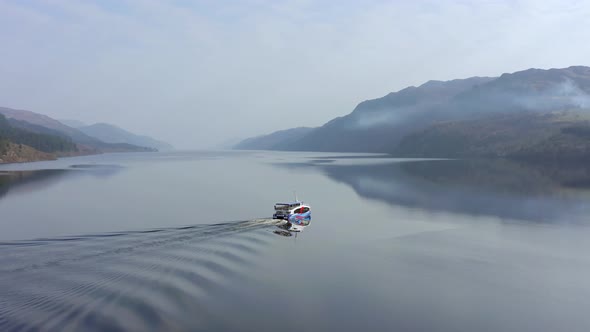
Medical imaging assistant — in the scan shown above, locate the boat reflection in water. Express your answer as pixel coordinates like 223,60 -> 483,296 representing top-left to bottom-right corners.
273,219 -> 310,237
273,157 -> 590,224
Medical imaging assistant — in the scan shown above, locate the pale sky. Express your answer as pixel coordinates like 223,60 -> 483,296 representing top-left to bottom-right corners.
1,0 -> 589,148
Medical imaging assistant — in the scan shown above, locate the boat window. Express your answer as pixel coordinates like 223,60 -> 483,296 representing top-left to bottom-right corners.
302,207 -> 309,213
294,208 -> 302,214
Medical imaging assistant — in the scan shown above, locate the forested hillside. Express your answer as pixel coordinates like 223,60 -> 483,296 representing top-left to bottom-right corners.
0,114 -> 77,153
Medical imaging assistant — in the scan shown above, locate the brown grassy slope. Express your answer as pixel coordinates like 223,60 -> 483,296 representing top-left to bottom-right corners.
0,142 -> 56,163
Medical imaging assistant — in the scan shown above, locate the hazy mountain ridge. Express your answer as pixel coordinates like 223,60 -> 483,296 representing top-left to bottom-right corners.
234,127 -> 315,150
7,118 -> 73,140
58,119 -> 87,128
77,123 -> 174,151
237,76 -> 496,152
0,107 -> 156,153
0,107 -> 99,146
235,66 -> 590,159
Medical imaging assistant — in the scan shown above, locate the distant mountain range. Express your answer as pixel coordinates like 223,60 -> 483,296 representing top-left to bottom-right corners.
77,123 -> 173,151
59,119 -> 87,128
0,106 -> 173,163
234,127 -> 314,150
235,66 -> 590,160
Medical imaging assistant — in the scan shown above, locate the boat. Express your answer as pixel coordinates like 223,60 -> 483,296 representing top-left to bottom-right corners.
273,198 -> 311,229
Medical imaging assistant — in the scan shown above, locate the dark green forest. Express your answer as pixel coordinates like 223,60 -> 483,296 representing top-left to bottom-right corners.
0,114 -> 77,153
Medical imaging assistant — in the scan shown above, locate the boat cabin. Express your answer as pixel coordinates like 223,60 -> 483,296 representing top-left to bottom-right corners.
273,201 -> 311,222
274,202 -> 301,211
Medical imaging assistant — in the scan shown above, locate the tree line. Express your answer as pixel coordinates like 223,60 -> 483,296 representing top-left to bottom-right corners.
0,114 -> 77,153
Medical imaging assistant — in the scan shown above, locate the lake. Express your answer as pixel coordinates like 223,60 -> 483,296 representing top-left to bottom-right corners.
1,151 -> 590,331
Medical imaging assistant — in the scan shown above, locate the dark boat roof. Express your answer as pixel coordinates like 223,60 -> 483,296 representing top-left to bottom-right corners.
275,202 -> 310,207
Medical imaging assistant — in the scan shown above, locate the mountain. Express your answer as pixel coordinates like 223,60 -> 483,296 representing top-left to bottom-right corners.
234,127 -> 314,150
0,114 -> 77,153
0,107 -> 97,145
0,107 -> 155,153
7,118 -> 73,139
393,110 -> 590,160
235,66 -> 590,159
0,113 -> 78,163
77,123 -> 173,151
237,76 -> 495,152
59,119 -> 87,128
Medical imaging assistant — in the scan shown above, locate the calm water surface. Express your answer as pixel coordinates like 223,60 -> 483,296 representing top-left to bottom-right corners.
1,151 -> 590,331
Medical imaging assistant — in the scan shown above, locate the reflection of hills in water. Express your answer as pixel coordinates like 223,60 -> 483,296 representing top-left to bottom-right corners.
0,164 -> 122,201
280,158 -> 590,222
0,219 -> 279,331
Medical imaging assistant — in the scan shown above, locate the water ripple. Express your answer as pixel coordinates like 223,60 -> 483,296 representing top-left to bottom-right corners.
0,219 -> 279,331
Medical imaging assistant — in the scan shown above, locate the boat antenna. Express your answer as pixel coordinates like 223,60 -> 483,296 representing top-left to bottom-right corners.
294,190 -> 298,202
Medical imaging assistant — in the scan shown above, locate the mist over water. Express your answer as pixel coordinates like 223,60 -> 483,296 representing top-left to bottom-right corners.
1,151 -> 590,331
